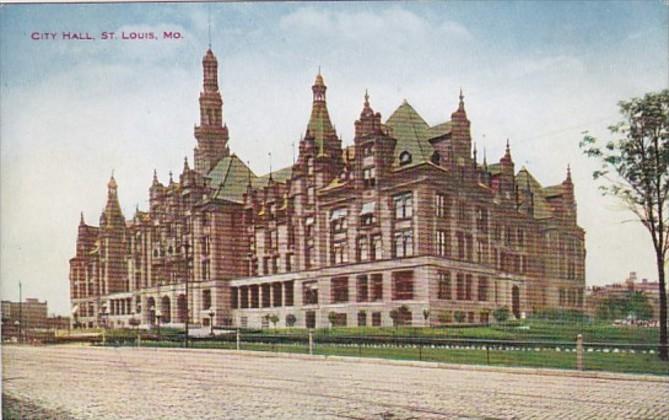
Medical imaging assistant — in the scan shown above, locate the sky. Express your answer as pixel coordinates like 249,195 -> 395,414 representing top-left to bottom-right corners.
1,1 -> 667,315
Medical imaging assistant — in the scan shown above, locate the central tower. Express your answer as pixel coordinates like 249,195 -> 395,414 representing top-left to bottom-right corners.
194,49 -> 230,175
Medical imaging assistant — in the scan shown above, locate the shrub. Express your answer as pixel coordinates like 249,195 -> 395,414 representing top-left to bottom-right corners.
285,314 -> 296,327
438,311 -> 452,325
493,307 -> 510,323
454,311 -> 466,323
328,311 -> 338,327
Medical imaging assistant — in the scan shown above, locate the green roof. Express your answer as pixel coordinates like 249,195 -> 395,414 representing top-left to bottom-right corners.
208,155 -> 256,203
253,166 -> 293,189
307,101 -> 335,156
427,121 -> 452,139
516,168 -> 555,219
542,184 -> 565,198
385,101 -> 433,166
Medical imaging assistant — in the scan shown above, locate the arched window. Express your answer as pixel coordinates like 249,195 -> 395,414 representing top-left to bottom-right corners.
399,151 -> 412,166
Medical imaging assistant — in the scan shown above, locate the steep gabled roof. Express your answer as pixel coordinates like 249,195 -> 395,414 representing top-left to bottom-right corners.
385,101 -> 432,166
208,155 -> 256,204
515,168 -> 555,220
427,121 -> 452,139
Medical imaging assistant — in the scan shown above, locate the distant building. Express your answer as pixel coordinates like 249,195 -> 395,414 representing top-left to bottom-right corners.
47,315 -> 71,330
1,298 -> 48,332
586,272 -> 668,321
69,49 -> 586,330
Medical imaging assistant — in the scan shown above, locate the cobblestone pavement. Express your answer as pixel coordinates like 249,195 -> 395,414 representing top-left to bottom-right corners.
3,345 -> 668,419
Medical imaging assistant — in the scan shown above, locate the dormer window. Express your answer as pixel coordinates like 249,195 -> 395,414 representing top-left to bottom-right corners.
362,167 -> 376,188
399,151 -> 412,165
362,143 -> 374,157
431,151 -> 440,165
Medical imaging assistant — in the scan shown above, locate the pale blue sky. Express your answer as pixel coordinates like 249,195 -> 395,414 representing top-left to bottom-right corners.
1,1 -> 667,314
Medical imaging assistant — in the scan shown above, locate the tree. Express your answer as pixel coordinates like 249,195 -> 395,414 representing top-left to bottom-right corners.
422,309 -> 430,324
580,90 -> 668,360
269,314 -> 279,328
328,311 -> 338,328
454,311 -> 466,323
285,314 -> 296,327
493,307 -> 510,323
596,292 -> 653,321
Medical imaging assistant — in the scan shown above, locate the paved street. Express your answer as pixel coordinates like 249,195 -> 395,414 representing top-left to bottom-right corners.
3,345 -> 668,419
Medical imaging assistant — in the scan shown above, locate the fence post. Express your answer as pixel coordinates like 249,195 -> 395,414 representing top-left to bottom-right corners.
236,329 -> 241,351
576,334 -> 584,371
308,330 -> 313,355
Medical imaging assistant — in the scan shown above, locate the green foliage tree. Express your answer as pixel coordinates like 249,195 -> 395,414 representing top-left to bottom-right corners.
269,314 -> 279,328
580,90 -> 668,360
493,307 -> 510,323
597,292 -> 654,321
328,311 -> 338,328
454,311 -> 466,323
285,314 -> 296,327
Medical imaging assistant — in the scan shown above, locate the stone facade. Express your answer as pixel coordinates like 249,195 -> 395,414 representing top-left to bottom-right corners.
69,49 -> 586,330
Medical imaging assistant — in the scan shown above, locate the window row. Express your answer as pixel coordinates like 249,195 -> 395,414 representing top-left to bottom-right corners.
437,271 -> 489,302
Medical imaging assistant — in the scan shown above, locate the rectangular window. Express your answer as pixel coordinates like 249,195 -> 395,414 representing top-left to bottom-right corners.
517,229 -> 525,247
456,231 -> 465,260
372,312 -> 382,326
332,313 -> 347,327
330,208 -> 348,233
392,270 -> 414,300
465,234 -> 473,261
457,201 -> 468,224
393,192 -> 413,220
468,312 -> 475,323
332,240 -> 348,265
363,167 -> 376,188
465,274 -> 473,300
285,254 -> 293,272
331,277 -> 349,303
240,287 -> 249,309
357,275 -> 368,302
438,271 -> 451,300
476,207 -> 488,233
456,273 -> 465,300
436,229 -> 449,257
284,281 -> 294,306
262,284 -> 271,307
357,237 -> 369,262
371,274 -> 383,301
559,288 -> 566,306
436,193 -> 448,218
303,281 -> 318,305
394,230 -> 414,257
480,312 -> 490,324
202,289 -> 212,310
272,283 -> 282,307
371,235 -> 382,261
357,311 -> 367,327
250,285 -> 260,308
478,277 -> 488,302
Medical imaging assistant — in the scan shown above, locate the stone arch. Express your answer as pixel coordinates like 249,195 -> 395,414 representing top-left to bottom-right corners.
146,297 -> 156,325
161,296 -> 171,324
176,294 -> 187,324
512,285 -> 521,319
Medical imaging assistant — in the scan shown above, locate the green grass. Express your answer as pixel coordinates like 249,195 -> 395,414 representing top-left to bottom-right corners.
124,338 -> 669,376
260,320 -> 661,345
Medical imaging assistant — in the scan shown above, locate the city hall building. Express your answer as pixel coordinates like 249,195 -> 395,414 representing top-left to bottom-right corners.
69,49 -> 585,330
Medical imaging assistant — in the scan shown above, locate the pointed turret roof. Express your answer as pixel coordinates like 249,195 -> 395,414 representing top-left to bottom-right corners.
102,173 -> 125,227
306,71 -> 336,156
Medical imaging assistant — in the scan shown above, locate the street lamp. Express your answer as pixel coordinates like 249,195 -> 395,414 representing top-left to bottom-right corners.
182,240 -> 191,348
156,308 -> 162,342
208,309 -> 215,336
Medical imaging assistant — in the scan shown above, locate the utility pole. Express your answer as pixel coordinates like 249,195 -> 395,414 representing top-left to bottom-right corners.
18,282 -> 22,343
183,240 -> 190,348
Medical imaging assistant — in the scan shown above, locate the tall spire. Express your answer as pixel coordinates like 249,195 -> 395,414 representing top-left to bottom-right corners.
565,164 -> 572,183
80,211 -> 85,226
307,70 -> 336,156
102,172 -> 124,227
183,156 -> 190,172
194,48 -> 230,175
458,87 -> 465,111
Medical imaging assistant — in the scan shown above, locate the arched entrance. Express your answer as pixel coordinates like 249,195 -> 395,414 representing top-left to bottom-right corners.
146,297 -> 156,325
512,286 -> 520,319
176,294 -> 187,324
161,296 -> 171,324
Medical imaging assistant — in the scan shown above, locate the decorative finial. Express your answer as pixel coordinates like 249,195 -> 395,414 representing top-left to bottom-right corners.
169,171 -> 173,184
207,2 -> 212,49
483,147 -> 488,168
268,152 -> 273,181
80,211 -> 85,225
473,141 -> 477,162
184,156 -> 190,171
566,164 -> 572,181
364,89 -> 369,106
